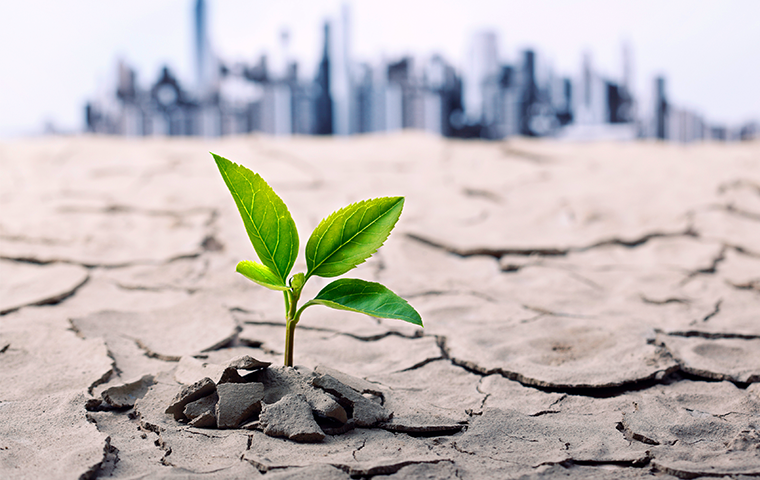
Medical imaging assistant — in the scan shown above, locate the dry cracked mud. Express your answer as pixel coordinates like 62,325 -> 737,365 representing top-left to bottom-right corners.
1,134 -> 759,479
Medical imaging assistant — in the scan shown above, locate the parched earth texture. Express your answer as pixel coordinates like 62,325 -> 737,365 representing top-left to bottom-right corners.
1,133 -> 759,480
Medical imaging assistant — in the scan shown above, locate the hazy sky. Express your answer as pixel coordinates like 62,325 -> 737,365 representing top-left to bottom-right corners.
0,0 -> 758,137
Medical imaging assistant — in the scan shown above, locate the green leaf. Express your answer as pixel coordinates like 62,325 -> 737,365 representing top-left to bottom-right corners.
305,278 -> 422,327
236,261 -> 289,291
306,197 -> 404,279
212,153 -> 298,284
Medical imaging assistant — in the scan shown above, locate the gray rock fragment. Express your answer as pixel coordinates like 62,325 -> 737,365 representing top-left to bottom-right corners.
254,366 -> 348,424
164,377 -> 216,420
101,374 -> 155,409
184,391 -> 218,420
218,366 -> 245,384
227,355 -> 271,370
84,398 -> 105,411
216,382 -> 266,428
315,365 -> 383,395
189,411 -> 217,428
259,393 -> 326,442
311,373 -> 390,427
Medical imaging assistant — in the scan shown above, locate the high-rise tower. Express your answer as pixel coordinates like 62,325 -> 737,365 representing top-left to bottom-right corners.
519,50 -> 538,136
330,4 -> 352,135
655,77 -> 668,140
194,0 -> 214,97
463,31 -> 499,124
314,23 -> 333,135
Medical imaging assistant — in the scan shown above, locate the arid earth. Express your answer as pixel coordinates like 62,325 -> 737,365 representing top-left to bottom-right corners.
1,133 -> 759,479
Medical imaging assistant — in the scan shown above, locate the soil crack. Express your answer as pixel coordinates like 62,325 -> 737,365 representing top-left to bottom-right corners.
658,329 -> 760,340
681,246 -> 727,285
113,282 -> 198,295
557,454 -> 652,469
77,436 -> 119,480
351,439 -> 367,461
727,279 -> 760,292
404,289 -> 497,302
132,339 -> 182,362
640,295 -> 690,305
617,421 -> 660,446
700,299 -> 723,323
407,227 -> 696,263
725,204 -> 760,221
0,274 -> 90,316
394,356 -> 447,373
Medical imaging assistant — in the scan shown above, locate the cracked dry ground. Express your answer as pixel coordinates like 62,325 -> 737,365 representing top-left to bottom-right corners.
1,134 -> 759,480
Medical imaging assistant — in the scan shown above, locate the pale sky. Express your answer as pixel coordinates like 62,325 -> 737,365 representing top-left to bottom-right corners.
0,0 -> 758,137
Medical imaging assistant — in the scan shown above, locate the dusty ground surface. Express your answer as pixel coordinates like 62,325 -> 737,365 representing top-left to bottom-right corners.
1,133 -> 759,479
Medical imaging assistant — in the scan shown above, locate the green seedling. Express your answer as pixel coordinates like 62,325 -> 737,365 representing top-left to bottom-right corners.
212,153 -> 422,367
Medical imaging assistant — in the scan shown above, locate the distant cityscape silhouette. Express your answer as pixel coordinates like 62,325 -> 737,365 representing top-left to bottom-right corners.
85,0 -> 757,142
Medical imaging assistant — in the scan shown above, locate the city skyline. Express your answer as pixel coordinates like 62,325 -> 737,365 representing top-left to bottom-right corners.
82,1 -> 754,142
1,0 -> 758,137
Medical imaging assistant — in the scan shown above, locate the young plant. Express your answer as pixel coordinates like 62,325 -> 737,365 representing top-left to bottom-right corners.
212,153 -> 422,367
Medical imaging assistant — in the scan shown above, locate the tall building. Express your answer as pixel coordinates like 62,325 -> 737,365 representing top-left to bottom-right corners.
194,0 -> 214,98
330,3 -> 352,135
353,63 -> 373,134
519,50 -> 539,136
655,77 -> 668,140
385,59 -> 405,132
575,52 -> 606,125
367,59 -> 390,133
556,78 -> 573,126
314,23 -> 333,135
463,31 -> 500,125
496,65 -> 521,137
422,56 -> 448,136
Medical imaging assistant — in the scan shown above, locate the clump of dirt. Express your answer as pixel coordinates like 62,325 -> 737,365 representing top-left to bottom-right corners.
163,357 -> 391,443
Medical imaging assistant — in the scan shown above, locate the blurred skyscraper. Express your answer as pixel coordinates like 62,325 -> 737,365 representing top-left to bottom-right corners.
463,31 -> 499,126
655,77 -> 668,140
194,0 -> 214,98
314,23 -> 333,135
331,4 -> 352,135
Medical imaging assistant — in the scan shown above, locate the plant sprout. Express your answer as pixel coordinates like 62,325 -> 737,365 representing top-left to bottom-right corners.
212,153 -> 422,367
